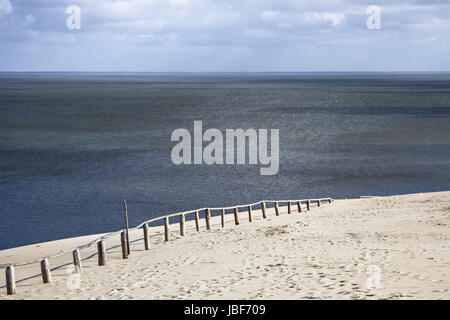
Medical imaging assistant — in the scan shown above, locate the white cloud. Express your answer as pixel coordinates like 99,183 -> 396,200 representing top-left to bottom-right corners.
0,0 -> 449,71
323,12 -> 345,25
261,10 -> 281,22
0,0 -> 12,14
25,14 -> 35,25
304,11 -> 345,26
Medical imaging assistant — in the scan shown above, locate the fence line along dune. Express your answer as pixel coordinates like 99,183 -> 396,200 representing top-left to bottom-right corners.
1,198 -> 331,296
1,192 -> 449,300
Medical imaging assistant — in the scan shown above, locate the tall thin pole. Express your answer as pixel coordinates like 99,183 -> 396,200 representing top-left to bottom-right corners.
123,199 -> 130,255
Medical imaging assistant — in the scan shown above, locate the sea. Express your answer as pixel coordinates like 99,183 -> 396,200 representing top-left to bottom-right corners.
1,72 -> 449,250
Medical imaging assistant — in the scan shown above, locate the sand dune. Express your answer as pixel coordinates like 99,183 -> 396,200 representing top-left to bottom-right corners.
1,191 -> 449,300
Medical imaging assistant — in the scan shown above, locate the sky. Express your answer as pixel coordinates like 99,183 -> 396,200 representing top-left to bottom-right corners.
0,0 -> 449,72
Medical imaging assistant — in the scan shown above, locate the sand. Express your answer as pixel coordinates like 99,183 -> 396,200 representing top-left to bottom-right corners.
0,191 -> 449,300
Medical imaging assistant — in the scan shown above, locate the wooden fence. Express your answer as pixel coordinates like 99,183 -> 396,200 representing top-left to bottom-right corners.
1,197 -> 333,295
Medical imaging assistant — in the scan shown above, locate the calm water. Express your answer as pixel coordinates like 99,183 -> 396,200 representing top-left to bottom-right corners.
1,73 -> 450,250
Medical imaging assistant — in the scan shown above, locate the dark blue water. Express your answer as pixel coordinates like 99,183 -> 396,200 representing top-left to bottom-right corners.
1,73 -> 450,250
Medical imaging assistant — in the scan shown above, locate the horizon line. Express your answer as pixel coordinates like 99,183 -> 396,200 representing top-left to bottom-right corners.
1,71 -> 450,74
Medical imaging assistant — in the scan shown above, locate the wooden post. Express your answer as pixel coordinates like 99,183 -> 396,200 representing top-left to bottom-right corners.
205,209 -> 211,231
121,231 -> 128,259
195,211 -> 200,232
97,240 -> 106,266
275,201 -> 280,216
297,201 -> 302,213
288,202 -> 292,214
248,205 -> 252,222
164,217 -> 170,242
317,200 -> 321,207
143,222 -> 150,250
221,209 -> 225,228
262,202 -> 267,219
234,207 -> 240,225
40,258 -> 52,284
306,200 -> 310,211
328,198 -> 332,204
73,249 -> 82,273
123,200 -> 130,255
180,214 -> 185,236
5,266 -> 16,295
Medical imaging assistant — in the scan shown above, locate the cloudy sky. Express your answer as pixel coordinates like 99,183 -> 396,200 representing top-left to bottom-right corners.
0,0 -> 449,71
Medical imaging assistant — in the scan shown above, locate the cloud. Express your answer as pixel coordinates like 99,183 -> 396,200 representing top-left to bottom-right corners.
323,12 -> 345,25
25,14 -> 35,24
304,11 -> 346,26
0,0 -> 449,71
0,0 -> 12,14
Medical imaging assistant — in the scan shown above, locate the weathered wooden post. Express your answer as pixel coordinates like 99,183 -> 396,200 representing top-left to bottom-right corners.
306,200 -> 311,211
143,222 -> 150,250
275,201 -> 280,216
317,200 -> 321,207
288,202 -> 292,214
180,214 -> 185,236
164,217 -> 170,242
5,266 -> 16,295
97,240 -> 106,266
205,209 -> 211,230
221,209 -> 225,228
234,207 -> 240,225
248,205 -> 252,222
262,202 -> 267,219
73,249 -> 82,273
328,198 -> 332,204
123,200 -> 130,255
121,231 -> 128,259
297,201 -> 302,213
194,211 -> 200,232
40,258 -> 52,283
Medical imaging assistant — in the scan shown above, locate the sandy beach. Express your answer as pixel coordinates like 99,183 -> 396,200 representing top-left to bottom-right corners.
1,191 -> 449,300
